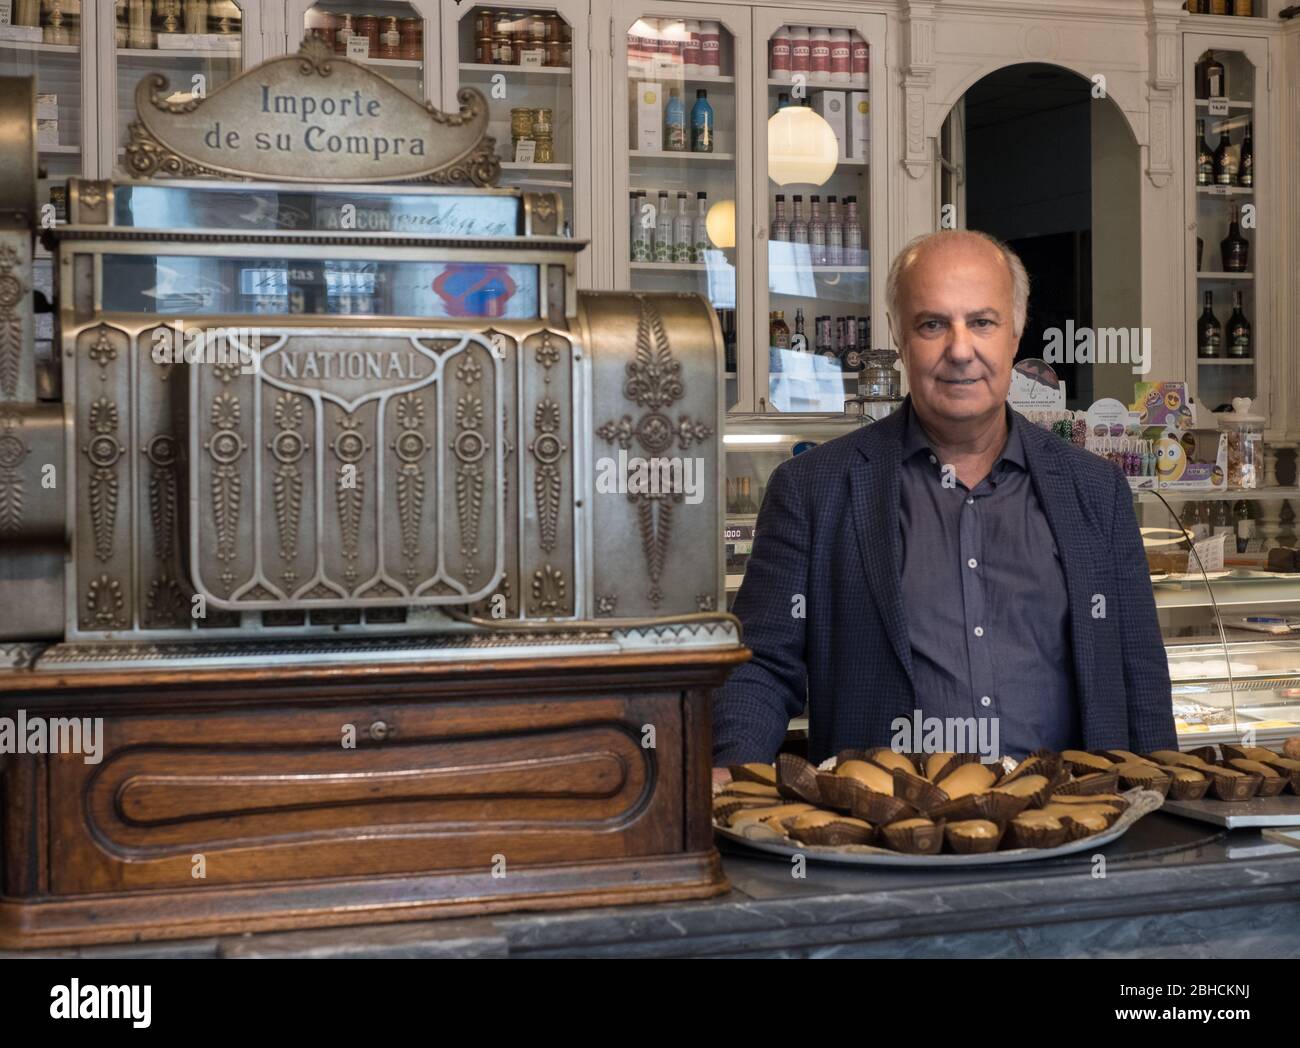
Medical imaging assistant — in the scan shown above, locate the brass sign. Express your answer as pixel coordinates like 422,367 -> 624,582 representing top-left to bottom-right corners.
125,38 -> 500,185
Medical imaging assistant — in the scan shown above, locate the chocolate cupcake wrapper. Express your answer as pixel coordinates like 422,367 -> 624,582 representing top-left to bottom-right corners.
1218,744 -> 1254,762
865,747 -> 921,777
784,819 -> 876,847
944,821 -> 1006,854
848,787 -> 915,825
892,769 -> 950,813
996,767 -> 1070,810
881,818 -> 946,854
777,752 -> 823,804
1116,769 -> 1172,798
1062,754 -> 1116,776
1253,774 -> 1288,798
1163,773 -> 1212,801
834,748 -> 872,767
1205,768 -> 1262,802
1059,813 -> 1111,842
1004,819 -> 1070,850
814,771 -> 852,811
930,790 -> 1029,823
1187,744 -> 1220,765
1055,769 -> 1120,795
728,763 -> 778,788
922,752 -> 981,784
997,752 -> 1064,788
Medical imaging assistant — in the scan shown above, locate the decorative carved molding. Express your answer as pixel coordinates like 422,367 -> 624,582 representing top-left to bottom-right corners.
86,574 -> 126,629
0,244 -> 27,401
597,296 -> 713,608
529,564 -> 566,616
0,411 -> 29,536
392,392 -> 427,589
144,433 -> 180,565
902,1 -> 938,180
330,412 -> 368,589
529,397 -> 566,554
205,391 -> 246,595
83,396 -> 122,563
269,393 -> 308,579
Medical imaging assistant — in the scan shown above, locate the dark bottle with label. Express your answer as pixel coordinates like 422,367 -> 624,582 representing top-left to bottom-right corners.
856,315 -> 870,350
690,89 -> 714,153
815,315 -> 836,361
1213,126 -> 1236,186
770,309 -> 790,349
1195,119 -> 1215,186
1234,500 -> 1252,554
1238,121 -> 1253,187
1197,50 -> 1226,99
1227,290 -> 1251,358
1221,211 -> 1250,272
1197,291 -> 1222,358
792,307 -> 807,352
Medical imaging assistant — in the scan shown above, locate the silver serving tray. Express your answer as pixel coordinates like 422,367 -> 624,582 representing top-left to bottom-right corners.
1162,794 -> 1300,829
714,789 -> 1164,867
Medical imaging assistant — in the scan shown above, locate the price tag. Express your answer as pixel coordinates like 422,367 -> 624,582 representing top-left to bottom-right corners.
1207,97 -> 1229,116
346,35 -> 369,60
514,139 -> 536,164
520,49 -> 545,68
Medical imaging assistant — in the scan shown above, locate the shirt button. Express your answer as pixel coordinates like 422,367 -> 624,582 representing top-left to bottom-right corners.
966,497 -> 974,505
967,558 -> 978,569
928,454 -> 937,465
973,626 -> 984,637
980,696 -> 992,708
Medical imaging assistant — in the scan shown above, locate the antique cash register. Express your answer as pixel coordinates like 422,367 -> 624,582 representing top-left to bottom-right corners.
0,42 -> 741,947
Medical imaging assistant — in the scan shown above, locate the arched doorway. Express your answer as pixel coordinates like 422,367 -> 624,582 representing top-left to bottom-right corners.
939,63 -> 1142,409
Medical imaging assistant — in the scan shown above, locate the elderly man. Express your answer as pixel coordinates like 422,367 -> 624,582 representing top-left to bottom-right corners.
713,230 -> 1175,768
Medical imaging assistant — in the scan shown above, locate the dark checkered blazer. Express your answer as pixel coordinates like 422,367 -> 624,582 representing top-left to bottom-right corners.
713,399 -> 1177,765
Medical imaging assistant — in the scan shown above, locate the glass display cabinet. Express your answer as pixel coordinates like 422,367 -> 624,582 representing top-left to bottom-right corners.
611,1 -> 749,412
1184,32 -> 1270,415
102,0 -> 262,174
752,8 -> 886,416
1139,485 -> 1300,746
722,410 -> 868,606
0,0 -> 93,223
294,0 -> 430,101
441,3 -> 586,270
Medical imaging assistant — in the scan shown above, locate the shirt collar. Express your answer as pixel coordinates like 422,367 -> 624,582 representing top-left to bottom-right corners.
901,398 -> 1027,473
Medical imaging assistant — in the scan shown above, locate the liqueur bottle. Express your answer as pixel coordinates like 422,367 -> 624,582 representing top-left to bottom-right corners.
809,195 -> 826,265
792,307 -> 807,352
1195,119 -> 1214,187
673,191 -> 693,263
1197,291 -> 1222,358
825,195 -> 843,266
1221,210 -> 1249,272
1238,121 -> 1253,187
664,88 -> 687,151
1213,126 -> 1236,186
790,194 -> 809,244
692,191 -> 710,262
1197,50 -> 1226,98
1227,290 -> 1251,358
654,190 -> 673,262
770,309 -> 790,349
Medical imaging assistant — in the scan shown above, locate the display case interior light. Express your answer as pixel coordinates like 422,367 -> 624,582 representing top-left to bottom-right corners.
767,106 -> 839,187
705,198 -> 736,248
722,434 -> 786,444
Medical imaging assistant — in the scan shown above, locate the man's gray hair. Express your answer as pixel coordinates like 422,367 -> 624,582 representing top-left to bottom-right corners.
885,229 -> 1030,340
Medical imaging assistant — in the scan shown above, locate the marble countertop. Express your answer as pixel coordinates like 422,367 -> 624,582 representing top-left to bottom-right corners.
8,814 -> 1300,959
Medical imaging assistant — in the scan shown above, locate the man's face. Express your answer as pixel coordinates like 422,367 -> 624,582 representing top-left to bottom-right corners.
893,237 -> 1020,425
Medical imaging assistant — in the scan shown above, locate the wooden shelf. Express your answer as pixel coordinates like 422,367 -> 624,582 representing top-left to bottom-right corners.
38,143 -> 79,155
117,46 -> 240,60
1195,98 -> 1254,110
462,62 -> 572,75
767,77 -> 867,89
1197,185 -> 1254,196
628,70 -> 735,84
0,38 -> 79,55
1197,358 -> 1254,365
629,150 -> 734,162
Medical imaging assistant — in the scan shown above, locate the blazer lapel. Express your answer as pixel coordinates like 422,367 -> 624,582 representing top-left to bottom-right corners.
1020,428 -> 1097,714
850,421 -> 914,685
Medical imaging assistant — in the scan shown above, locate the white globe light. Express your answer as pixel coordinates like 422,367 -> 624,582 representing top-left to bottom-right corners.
767,106 -> 839,187
705,198 -> 736,248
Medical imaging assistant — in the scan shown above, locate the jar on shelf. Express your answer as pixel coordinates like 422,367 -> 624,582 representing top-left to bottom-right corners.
561,20 -> 571,66
494,25 -> 512,64
208,0 -> 238,33
115,0 -> 128,45
127,0 -> 152,48
379,16 -> 400,58
400,17 -> 421,60
1218,399 -> 1264,490
333,13 -> 354,54
354,15 -> 379,56
183,0 -> 206,34
510,106 -> 534,142
12,0 -> 39,27
531,107 -> 553,163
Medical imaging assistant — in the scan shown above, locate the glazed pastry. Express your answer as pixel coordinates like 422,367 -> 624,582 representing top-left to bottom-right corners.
945,818 -> 1004,853
1284,737 -> 1300,760
1228,758 -> 1279,778
935,762 -> 996,799
924,752 -> 958,781
1148,750 -> 1211,769
868,749 -> 916,775
782,811 -> 875,846
836,759 -> 895,795
1048,792 -> 1126,807
946,819 -> 999,838
720,781 -> 782,799
1012,810 -> 1064,829
1061,749 -> 1114,772
729,763 -> 777,787
727,803 -> 814,829
881,816 -> 945,855
993,773 -> 1049,797
1103,750 -> 1157,766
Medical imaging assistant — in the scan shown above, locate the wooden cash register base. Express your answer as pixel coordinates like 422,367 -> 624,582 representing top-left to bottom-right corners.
0,647 -> 745,948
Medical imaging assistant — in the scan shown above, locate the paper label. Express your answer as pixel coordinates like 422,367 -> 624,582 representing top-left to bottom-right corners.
347,36 -> 369,60
1190,533 -> 1226,573
1207,97 -> 1229,117
513,139 -> 536,164
521,49 -> 545,68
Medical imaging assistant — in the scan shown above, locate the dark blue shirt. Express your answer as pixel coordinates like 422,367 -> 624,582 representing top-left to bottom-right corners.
898,403 -> 1078,758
